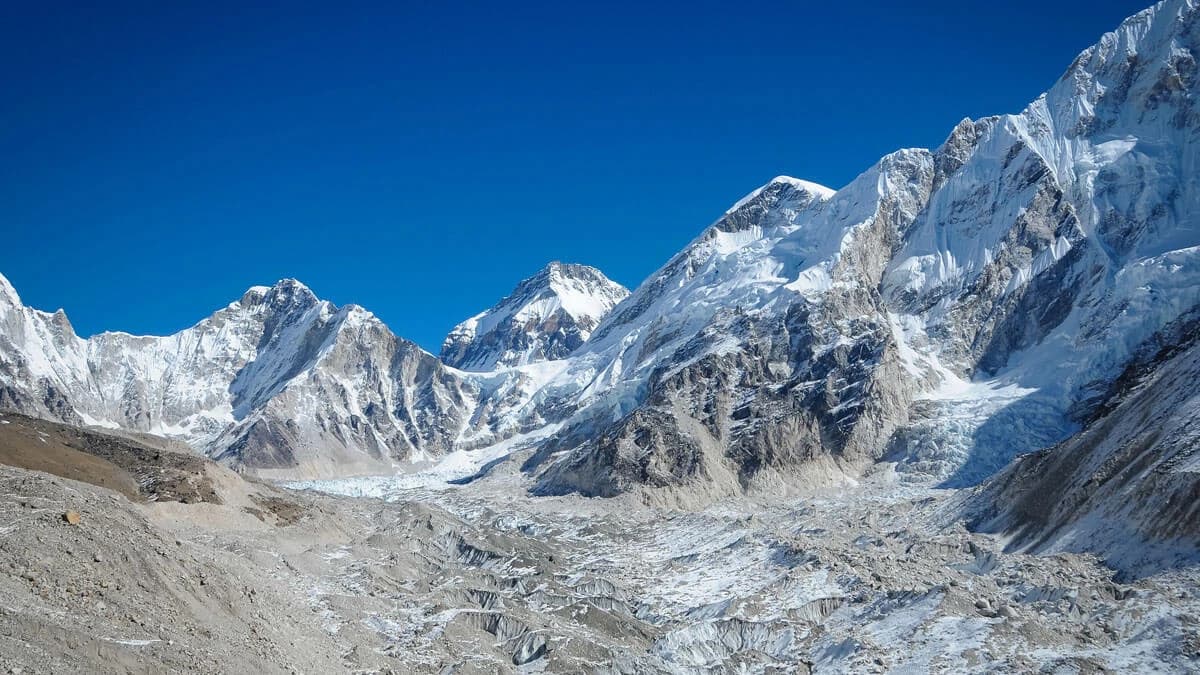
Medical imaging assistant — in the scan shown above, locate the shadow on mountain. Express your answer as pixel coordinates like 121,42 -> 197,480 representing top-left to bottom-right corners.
938,393 -> 1074,489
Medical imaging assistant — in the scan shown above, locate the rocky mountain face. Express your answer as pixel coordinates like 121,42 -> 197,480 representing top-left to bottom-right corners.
0,261 -> 631,477
440,262 -> 629,371
0,2 -> 1196,577
505,0 -> 1200,507
0,277 -> 475,477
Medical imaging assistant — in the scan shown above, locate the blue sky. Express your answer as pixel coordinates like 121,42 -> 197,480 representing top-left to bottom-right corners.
1,0 -> 1147,352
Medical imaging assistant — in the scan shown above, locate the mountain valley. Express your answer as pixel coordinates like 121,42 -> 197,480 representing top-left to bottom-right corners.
1,0 -> 1199,671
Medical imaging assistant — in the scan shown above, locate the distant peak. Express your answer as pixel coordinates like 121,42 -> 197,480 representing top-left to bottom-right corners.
270,278 -> 312,292
239,278 -> 319,309
537,260 -> 610,282
504,262 -> 626,300
767,176 -> 836,198
440,261 -> 629,370
726,176 -> 836,215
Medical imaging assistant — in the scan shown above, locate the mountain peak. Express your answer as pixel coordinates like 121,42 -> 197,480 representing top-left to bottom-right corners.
440,262 -> 629,371
767,175 -> 836,198
239,278 -> 320,311
725,175 -> 835,215
267,277 -> 313,294
533,261 -> 622,293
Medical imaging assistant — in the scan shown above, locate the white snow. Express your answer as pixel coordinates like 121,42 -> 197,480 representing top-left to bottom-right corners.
286,423 -> 564,497
441,262 -> 630,371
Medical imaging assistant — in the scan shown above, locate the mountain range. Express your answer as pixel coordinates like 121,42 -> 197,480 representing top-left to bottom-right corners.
2,0 -> 1198,573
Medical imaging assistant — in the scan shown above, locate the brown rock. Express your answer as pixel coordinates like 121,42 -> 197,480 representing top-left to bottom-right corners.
63,510 -> 82,525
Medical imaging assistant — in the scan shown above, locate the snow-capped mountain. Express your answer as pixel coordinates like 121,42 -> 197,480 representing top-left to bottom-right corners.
440,262 -> 629,371
504,0 -> 1200,508
0,277 -> 474,477
0,260 -> 627,477
0,0 -> 1196,579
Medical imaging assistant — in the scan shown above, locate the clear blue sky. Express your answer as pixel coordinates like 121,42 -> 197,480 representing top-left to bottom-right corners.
0,0 -> 1148,352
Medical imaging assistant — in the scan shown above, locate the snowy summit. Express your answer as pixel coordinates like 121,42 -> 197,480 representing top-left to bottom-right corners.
439,261 -> 629,371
